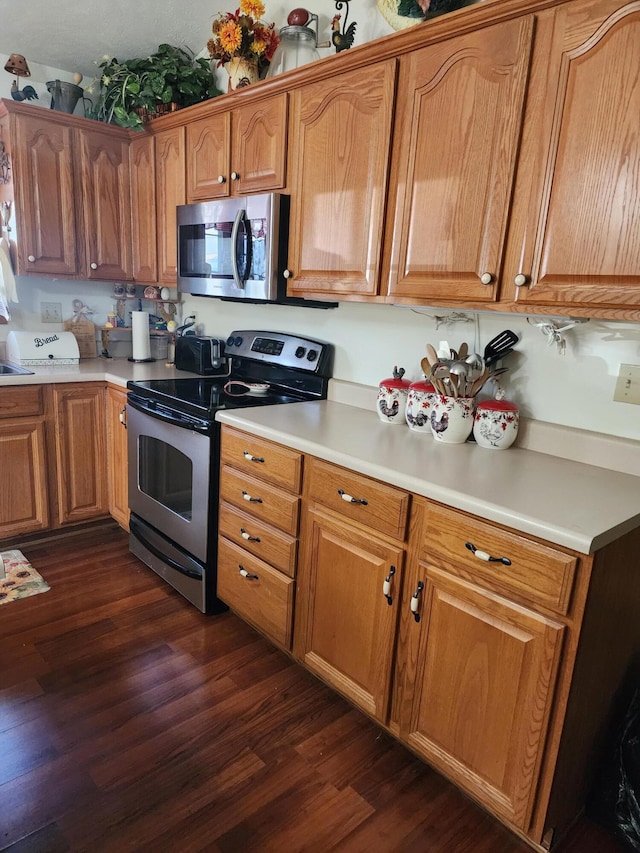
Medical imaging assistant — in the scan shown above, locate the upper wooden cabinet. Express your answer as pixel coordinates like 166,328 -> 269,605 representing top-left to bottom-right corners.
76,127 -> 133,281
0,100 -> 133,281
286,60 -> 396,298
1,108 -> 78,277
130,133 -> 158,283
186,93 -> 287,201
504,0 -> 640,311
383,17 -> 533,304
155,126 -> 185,283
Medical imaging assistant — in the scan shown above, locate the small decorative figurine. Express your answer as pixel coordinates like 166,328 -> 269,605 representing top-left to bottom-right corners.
332,1 -> 357,52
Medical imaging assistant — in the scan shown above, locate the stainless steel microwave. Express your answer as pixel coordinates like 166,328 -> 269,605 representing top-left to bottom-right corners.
177,193 -> 337,309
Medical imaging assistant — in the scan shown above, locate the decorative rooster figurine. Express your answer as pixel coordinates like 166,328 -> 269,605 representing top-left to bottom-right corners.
331,1 -> 357,52
10,80 -> 38,101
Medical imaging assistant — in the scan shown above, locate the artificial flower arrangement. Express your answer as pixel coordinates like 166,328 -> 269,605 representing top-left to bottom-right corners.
207,0 -> 279,80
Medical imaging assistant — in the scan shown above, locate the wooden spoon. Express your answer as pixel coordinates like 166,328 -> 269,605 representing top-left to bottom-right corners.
458,342 -> 469,360
426,344 -> 439,366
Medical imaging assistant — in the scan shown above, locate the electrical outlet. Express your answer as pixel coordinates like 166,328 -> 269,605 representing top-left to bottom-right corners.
613,364 -> 640,405
41,302 -> 62,323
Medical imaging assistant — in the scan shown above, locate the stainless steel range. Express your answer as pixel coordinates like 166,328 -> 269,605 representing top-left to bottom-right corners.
126,330 -> 333,613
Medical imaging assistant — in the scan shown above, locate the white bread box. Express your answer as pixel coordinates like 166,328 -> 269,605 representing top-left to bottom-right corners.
6,330 -> 80,366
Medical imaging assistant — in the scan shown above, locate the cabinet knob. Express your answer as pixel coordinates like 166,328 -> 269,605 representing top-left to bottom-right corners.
90,262 -> 98,270
27,255 -> 36,263
231,171 -> 240,181
217,175 -> 226,184
283,269 -> 292,280
514,273 -> 529,287
479,272 -> 494,286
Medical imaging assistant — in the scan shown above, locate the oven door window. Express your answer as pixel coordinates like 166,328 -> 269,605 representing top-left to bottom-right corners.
138,436 -> 193,519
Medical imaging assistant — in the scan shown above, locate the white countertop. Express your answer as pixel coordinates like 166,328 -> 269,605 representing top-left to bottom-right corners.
0,357 -> 198,388
216,401 -> 640,555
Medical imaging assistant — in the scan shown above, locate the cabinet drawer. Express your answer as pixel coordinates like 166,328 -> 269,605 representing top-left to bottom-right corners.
306,457 -> 410,541
217,537 -> 294,649
0,385 -> 44,419
221,427 -> 302,492
218,501 -> 297,577
422,503 -> 578,614
220,465 -> 299,536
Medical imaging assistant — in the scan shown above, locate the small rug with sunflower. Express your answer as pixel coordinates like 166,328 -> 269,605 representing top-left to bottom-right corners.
0,550 -> 50,605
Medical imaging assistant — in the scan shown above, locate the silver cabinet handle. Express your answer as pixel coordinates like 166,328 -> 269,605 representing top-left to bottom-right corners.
231,171 -> 240,181
239,565 -> 259,580
514,273 -> 529,287
217,175 -> 226,183
480,272 -> 493,285
243,451 -> 264,463
27,254 -> 36,262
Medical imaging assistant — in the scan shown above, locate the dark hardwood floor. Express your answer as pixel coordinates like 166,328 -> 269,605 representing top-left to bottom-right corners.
0,524 -> 627,852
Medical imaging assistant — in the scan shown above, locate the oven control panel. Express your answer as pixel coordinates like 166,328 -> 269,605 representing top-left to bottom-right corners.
225,330 -> 332,375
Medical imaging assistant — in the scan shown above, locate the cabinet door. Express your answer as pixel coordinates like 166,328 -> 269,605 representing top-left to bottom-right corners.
52,384 -> 108,526
0,418 -> 49,540
231,93 -> 287,194
106,386 -> 129,531
384,17 -> 533,304
401,566 -> 564,831
12,113 -> 78,276
287,60 -> 396,297
130,133 -> 157,282
507,0 -> 640,310
186,112 -> 230,201
295,507 -> 404,721
77,128 -> 133,281
155,126 -> 186,283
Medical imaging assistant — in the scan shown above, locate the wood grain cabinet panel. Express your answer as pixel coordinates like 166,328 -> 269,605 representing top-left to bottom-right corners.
130,133 -> 157,283
507,0 -> 640,310
384,16 -> 533,304
106,385 -> 129,531
219,464 -> 299,536
76,127 -> 133,281
220,427 -> 302,492
0,418 -> 49,540
186,94 -> 287,201
155,126 -> 186,283
218,501 -> 297,577
401,566 -> 564,831
52,383 -> 108,526
287,59 -> 396,297
8,111 -> 78,276
295,505 -> 405,721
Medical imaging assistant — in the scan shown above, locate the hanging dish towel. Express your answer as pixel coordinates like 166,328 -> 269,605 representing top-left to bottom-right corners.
0,234 -> 18,323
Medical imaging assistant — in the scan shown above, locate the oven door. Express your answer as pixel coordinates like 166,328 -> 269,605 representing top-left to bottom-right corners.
127,403 -> 212,562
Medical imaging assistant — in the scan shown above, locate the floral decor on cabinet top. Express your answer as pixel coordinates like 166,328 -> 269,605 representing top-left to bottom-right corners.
208,0 -> 279,82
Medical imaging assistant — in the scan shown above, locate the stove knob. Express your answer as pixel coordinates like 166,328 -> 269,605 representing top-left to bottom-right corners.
307,349 -> 318,362
234,336 -> 243,347
226,336 -> 235,347
295,346 -> 306,358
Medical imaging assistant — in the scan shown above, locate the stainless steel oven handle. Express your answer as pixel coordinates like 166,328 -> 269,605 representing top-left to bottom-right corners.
131,520 -> 203,581
127,395 -> 210,434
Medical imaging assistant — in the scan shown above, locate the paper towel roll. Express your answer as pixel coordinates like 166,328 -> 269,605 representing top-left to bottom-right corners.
131,311 -> 151,361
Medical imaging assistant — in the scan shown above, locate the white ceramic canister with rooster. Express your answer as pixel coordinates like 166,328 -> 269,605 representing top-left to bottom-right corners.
473,397 -> 519,449
430,395 -> 476,443
405,380 -> 438,433
377,366 -> 411,425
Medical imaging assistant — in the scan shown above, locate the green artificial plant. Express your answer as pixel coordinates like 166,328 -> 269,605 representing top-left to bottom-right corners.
90,43 -> 221,129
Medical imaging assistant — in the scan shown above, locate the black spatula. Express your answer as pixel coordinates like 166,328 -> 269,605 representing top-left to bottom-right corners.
483,330 -> 518,367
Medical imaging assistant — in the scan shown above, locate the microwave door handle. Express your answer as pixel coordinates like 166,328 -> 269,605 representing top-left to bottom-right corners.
231,208 -> 246,289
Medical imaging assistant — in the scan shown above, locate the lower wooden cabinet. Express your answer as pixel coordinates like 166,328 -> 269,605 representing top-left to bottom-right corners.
106,385 -> 129,530
294,505 -> 405,722
51,383 -> 108,526
0,386 -> 49,540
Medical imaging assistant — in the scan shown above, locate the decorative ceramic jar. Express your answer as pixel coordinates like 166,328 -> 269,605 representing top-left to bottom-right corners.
430,395 -> 475,444
377,366 -> 410,425
224,56 -> 260,90
405,380 -> 438,433
473,397 -> 519,450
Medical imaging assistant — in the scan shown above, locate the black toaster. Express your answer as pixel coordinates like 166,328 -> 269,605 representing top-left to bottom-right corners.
175,336 -> 227,375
